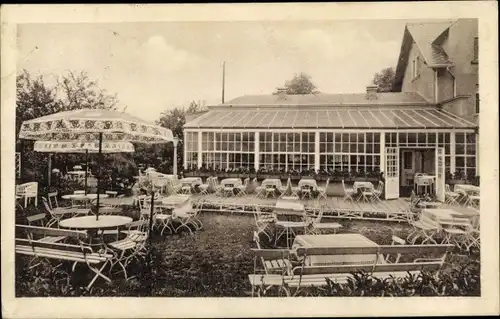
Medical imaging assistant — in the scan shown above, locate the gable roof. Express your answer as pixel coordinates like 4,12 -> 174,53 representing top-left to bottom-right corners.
393,20 -> 455,91
210,92 -> 429,108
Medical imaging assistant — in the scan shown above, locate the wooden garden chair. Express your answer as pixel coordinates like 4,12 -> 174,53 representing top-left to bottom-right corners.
316,178 -> 329,201
342,180 -> 355,202
445,184 -> 460,205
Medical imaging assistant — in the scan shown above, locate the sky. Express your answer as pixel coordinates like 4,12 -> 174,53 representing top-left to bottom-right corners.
17,20 -> 410,122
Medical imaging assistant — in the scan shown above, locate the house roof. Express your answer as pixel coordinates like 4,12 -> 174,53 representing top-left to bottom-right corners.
184,107 -> 476,129
212,92 -> 429,107
393,20 -> 455,91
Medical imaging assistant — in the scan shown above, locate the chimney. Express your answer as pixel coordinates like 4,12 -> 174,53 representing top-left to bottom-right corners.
276,87 -> 287,100
366,85 -> 378,100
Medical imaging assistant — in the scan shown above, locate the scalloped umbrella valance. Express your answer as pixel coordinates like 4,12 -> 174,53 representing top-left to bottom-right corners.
19,108 -> 174,219
34,140 -> 135,153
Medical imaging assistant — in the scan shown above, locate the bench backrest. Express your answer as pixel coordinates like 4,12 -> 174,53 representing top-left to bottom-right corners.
294,261 -> 443,276
16,224 -> 88,241
295,246 -> 380,257
295,244 -> 453,258
378,244 -> 453,256
15,238 -> 92,255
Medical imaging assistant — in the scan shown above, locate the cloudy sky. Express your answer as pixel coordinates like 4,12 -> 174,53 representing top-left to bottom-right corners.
17,20 -> 410,121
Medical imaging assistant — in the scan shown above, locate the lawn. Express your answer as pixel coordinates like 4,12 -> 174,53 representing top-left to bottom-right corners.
15,211 -> 480,297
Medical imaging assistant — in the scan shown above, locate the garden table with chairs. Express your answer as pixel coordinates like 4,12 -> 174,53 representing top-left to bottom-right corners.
292,233 -> 380,266
220,178 -> 242,197
352,181 -> 374,202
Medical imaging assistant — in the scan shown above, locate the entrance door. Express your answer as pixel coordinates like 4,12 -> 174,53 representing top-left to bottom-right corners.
435,147 -> 445,202
401,150 -> 414,187
385,147 -> 400,199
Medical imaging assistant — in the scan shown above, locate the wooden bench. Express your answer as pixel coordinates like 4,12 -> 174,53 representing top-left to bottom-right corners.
15,224 -> 113,290
248,244 -> 453,296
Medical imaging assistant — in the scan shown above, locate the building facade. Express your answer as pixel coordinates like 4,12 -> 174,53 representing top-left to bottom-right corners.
183,19 -> 479,200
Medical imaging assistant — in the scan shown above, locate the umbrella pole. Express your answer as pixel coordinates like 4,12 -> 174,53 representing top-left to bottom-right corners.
96,132 -> 103,220
149,190 -> 155,247
84,149 -> 88,195
48,153 -> 52,186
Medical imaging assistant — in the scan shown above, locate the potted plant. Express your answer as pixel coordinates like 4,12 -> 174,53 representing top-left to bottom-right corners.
447,171 -> 466,185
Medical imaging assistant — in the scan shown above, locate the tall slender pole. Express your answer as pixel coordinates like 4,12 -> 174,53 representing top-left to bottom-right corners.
222,61 -> 225,104
48,154 -> 52,186
84,149 -> 89,195
96,132 -> 103,220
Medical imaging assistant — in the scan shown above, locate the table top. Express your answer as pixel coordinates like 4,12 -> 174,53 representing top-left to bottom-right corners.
159,195 -> 190,208
180,177 -> 202,184
298,179 -> 317,188
454,184 -> 480,192
274,199 -> 304,212
423,208 -> 470,224
62,193 -> 109,200
67,171 -> 86,175
294,234 -> 378,248
293,234 -> 379,266
280,195 -> 300,201
353,181 -> 374,192
221,178 -> 242,186
262,179 -> 282,187
59,215 -> 132,230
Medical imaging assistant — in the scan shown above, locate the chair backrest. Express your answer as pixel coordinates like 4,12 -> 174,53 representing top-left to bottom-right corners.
41,197 -> 52,214
377,181 -> 384,192
341,180 -> 347,191
74,190 -> 85,195
26,213 -> 47,226
250,248 -> 290,259
47,192 -> 59,209
253,231 -> 261,249
445,184 -> 451,193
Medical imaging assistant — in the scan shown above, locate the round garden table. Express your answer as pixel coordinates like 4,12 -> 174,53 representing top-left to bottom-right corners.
59,215 -> 132,230
59,215 -> 133,245
62,193 -> 109,201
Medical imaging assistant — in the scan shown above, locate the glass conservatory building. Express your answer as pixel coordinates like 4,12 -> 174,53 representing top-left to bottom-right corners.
183,91 -> 478,199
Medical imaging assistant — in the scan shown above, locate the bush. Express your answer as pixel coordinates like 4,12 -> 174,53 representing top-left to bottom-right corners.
292,262 -> 480,297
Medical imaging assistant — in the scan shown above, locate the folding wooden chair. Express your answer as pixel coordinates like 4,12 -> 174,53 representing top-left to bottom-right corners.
254,205 -> 276,241
198,177 -> 212,196
316,178 -> 329,201
445,184 -> 460,205
237,178 -> 250,197
107,220 -> 148,280
371,181 -> 384,202
342,180 -> 355,202
406,211 -> 439,244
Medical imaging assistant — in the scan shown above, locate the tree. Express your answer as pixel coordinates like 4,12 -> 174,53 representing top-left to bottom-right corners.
57,70 -> 118,110
274,72 -> 318,95
372,67 -> 396,92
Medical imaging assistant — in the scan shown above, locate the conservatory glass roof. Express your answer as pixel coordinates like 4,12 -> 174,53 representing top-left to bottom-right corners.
184,107 -> 476,129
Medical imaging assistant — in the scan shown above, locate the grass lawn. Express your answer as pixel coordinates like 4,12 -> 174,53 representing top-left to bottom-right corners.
15,211 -> 480,297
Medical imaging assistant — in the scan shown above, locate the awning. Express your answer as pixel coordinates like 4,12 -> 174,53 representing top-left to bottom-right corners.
184,107 -> 477,129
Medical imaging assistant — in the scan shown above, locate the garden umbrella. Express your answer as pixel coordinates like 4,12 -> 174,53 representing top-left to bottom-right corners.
34,140 -> 135,194
18,108 -> 174,219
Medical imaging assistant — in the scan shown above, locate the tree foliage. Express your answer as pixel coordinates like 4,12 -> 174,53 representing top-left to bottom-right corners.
274,72 -> 318,95
372,67 -> 396,92
133,101 -> 205,171
16,70 -> 124,185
